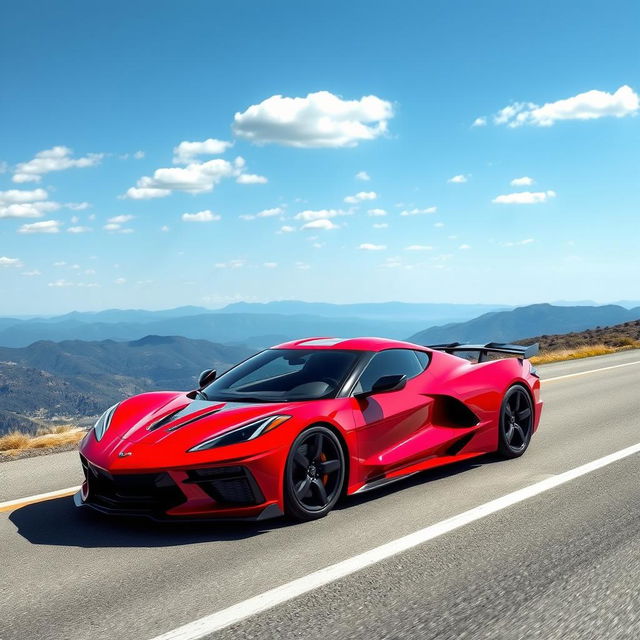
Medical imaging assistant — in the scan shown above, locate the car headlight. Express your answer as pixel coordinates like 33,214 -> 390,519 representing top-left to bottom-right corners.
93,404 -> 119,441
188,415 -> 291,452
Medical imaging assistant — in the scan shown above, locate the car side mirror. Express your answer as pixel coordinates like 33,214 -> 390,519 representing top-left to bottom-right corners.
198,368 -> 217,389
357,374 -> 407,398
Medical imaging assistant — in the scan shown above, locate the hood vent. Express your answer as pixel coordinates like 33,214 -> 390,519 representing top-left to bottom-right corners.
166,408 -> 221,432
147,407 -> 187,431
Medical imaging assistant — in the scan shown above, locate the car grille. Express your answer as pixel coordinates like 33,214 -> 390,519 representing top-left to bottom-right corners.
184,466 -> 265,506
80,455 -> 186,514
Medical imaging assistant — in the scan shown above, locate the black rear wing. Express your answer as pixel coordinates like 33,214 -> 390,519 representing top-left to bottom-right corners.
427,341 -> 539,363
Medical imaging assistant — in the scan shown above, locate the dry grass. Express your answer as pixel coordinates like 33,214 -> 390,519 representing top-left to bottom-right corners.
530,343 -> 638,365
0,425 -> 84,455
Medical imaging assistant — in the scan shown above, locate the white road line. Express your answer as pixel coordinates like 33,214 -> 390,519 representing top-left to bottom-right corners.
542,359 -> 640,382
149,440 -> 640,640
0,486 -> 80,512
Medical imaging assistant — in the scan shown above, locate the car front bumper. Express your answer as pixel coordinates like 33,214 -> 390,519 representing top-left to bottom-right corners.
76,451 -> 286,521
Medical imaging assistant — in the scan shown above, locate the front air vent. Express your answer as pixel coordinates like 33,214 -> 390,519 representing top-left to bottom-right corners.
166,408 -> 220,431
147,408 -> 185,431
184,466 -> 264,505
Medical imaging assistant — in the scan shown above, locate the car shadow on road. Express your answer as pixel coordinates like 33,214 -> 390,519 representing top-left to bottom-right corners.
10,453 -> 507,548
335,452 -> 505,510
9,496 -> 292,548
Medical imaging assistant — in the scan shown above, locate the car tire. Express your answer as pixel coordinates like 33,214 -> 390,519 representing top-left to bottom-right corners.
284,425 -> 346,521
497,384 -> 534,459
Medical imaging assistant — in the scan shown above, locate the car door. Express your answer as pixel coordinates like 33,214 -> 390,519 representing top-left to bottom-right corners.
351,349 -> 433,477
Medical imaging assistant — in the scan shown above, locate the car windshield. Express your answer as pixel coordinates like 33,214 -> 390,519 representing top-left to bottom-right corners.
202,348 -> 360,403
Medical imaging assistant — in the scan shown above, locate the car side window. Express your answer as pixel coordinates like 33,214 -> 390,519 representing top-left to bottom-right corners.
353,349 -> 429,395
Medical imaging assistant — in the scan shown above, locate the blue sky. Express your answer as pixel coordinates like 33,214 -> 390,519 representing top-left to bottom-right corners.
1,0 -> 639,314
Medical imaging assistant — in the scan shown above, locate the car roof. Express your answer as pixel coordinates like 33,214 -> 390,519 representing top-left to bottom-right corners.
272,336 -> 430,352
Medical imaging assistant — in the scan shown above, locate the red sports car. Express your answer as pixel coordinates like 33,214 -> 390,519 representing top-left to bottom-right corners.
76,337 -> 542,522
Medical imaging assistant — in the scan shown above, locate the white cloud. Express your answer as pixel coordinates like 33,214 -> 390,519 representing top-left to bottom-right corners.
295,262 -> 310,270
66,202 -> 91,210
492,190 -> 556,204
125,187 -> 171,199
472,116 -> 487,127
0,161 -> 7,173
278,225 -> 295,233
372,222 -> 388,229
368,208 -> 386,216
263,262 -> 278,268
0,188 -> 59,218
172,139 -> 233,164
510,176 -> 534,186
447,174 -> 468,183
459,244 -> 471,250
21,270 -> 41,276
115,277 -> 127,285
356,171 -> 371,181
434,222 -> 445,228
125,156 -> 256,199
381,256 -> 403,269
244,206 -> 284,220
502,238 -> 535,247
405,245 -> 433,251
344,191 -> 377,204
53,261 -> 66,267
233,91 -> 393,148
13,146 -> 103,183
493,85 -> 639,127
214,259 -> 246,269
0,256 -> 23,267
294,209 -> 344,221
108,214 -> 134,224
0,188 -> 49,204
359,243 -> 386,251
181,210 -> 221,222
18,220 -> 61,234
68,226 -> 92,233
133,150 -> 145,159
400,206 -> 437,216
257,207 -> 283,218
160,225 -> 170,232
236,173 -> 268,184
301,219 -> 339,230
48,279 -> 74,287
0,201 -> 60,219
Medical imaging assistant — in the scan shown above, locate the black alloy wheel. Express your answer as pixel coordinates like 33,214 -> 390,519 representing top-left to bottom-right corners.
498,384 -> 534,458
284,425 -> 345,521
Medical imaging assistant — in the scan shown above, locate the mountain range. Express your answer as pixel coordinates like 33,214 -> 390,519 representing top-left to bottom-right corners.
409,303 -> 640,345
3,301 -> 640,434
0,302 -> 509,348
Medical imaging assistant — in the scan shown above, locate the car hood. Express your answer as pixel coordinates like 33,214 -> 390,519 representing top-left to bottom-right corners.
103,391 -> 302,450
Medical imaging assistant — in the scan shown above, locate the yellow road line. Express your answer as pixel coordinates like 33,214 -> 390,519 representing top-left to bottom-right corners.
0,486 -> 81,513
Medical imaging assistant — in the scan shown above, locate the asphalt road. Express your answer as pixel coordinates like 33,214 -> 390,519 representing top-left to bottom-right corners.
2,349 -> 640,640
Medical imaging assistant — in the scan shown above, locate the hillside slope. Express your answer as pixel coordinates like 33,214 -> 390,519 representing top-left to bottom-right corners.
408,304 -> 640,345
0,336 -> 253,433
521,319 -> 640,352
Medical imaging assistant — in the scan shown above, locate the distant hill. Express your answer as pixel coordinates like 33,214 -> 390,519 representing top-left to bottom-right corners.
408,304 -> 640,345
0,311 -> 437,348
218,301 -> 509,322
0,336 -> 253,434
520,319 -> 640,352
